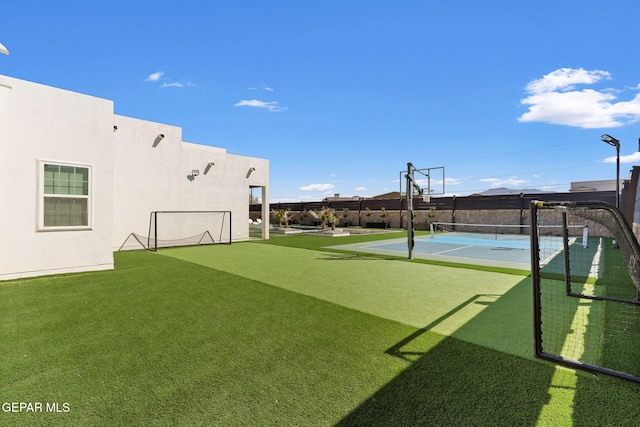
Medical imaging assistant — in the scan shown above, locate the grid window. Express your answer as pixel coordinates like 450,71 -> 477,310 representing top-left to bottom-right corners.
40,163 -> 91,229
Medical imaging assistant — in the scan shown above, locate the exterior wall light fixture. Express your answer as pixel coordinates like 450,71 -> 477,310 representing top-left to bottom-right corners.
153,134 -> 165,148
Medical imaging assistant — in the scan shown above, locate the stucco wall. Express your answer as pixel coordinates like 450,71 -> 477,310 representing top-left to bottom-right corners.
1,74 -> 270,279
180,142 -> 269,242
111,116 -> 183,249
0,75 -> 114,280
112,115 -> 269,249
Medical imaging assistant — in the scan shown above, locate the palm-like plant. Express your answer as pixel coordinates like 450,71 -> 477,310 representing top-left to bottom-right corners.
271,209 -> 284,228
328,212 -> 340,230
272,209 -> 291,228
306,209 -> 318,228
318,206 -> 335,230
281,209 -> 291,228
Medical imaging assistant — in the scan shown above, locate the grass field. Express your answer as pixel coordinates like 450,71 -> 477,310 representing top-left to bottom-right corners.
2,232 -> 640,425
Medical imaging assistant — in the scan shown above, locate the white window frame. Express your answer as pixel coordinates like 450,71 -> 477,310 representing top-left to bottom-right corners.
37,160 -> 93,231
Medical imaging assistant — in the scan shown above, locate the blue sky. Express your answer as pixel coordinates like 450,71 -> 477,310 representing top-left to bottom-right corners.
2,1 -> 640,202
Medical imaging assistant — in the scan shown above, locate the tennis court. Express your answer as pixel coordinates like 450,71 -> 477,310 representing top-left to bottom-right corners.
329,231 -> 575,270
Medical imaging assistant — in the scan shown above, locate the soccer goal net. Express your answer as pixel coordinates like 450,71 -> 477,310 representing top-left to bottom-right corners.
530,200 -> 640,383
147,211 -> 232,252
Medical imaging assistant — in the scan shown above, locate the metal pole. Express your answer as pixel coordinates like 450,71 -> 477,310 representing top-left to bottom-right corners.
154,212 -> 158,252
407,162 -> 414,260
602,135 -> 621,210
616,143 -> 620,210
530,201 -> 543,357
399,170 -> 404,230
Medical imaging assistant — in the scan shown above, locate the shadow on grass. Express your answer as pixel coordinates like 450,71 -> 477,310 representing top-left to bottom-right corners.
339,268 -> 640,426
337,336 -> 555,426
385,294 -> 502,362
336,277 -> 558,425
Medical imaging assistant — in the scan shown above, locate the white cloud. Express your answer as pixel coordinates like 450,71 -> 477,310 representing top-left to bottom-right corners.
415,179 -> 436,189
145,71 -> 195,88
298,183 -> 335,192
422,177 -> 462,187
144,71 -> 164,82
247,83 -> 275,92
604,152 -> 640,164
540,184 -> 560,191
271,195 -> 314,203
355,186 -> 367,191
480,177 -> 528,187
524,68 -> 611,94
234,99 -> 287,112
518,68 -> 640,128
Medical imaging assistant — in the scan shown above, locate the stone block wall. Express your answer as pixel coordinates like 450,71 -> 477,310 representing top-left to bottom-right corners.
260,202 -> 616,238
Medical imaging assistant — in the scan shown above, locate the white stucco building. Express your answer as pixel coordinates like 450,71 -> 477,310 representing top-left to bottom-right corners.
0,74 -> 269,281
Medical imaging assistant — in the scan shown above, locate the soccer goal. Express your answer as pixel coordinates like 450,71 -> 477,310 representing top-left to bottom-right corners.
147,211 -> 232,252
530,200 -> 640,383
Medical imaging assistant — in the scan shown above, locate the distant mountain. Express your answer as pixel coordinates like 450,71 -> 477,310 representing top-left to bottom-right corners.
476,187 -> 549,196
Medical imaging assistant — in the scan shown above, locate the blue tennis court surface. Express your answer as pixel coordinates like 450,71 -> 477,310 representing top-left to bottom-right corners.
327,233 -> 567,270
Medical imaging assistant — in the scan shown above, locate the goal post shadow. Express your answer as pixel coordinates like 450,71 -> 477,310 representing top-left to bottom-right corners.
385,294 -> 502,362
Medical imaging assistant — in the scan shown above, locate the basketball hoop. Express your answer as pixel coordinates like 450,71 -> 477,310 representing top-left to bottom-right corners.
403,163 -> 445,259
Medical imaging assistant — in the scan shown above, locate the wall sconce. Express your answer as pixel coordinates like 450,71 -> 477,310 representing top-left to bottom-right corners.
246,167 -> 256,178
204,162 -> 215,174
153,134 -> 165,148
187,170 -> 200,181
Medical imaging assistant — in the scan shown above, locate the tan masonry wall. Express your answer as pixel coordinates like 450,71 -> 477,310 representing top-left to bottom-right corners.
261,207 -> 611,237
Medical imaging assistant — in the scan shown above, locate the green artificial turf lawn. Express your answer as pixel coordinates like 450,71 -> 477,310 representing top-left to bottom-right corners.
1,252 -> 415,425
3,236 -> 640,425
164,242 -> 530,358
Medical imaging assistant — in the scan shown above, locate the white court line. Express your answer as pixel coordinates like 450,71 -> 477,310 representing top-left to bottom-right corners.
432,244 -> 475,255
589,238 -> 603,279
540,237 -> 576,268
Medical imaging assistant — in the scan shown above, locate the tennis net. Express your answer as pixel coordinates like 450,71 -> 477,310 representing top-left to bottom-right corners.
430,221 -> 588,244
